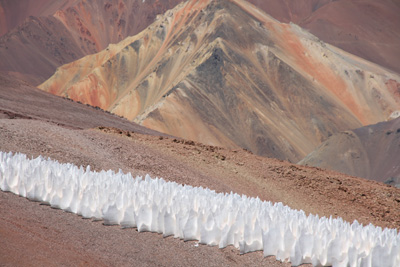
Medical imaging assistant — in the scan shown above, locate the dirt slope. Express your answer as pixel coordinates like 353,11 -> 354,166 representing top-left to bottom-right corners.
1,69 -> 400,266
299,117 -> 400,187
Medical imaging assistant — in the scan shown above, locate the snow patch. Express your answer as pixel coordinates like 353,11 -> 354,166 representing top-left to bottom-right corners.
389,110 -> 400,120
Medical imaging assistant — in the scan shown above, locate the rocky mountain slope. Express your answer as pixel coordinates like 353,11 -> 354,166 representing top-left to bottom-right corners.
0,0 -> 79,37
248,0 -> 400,74
0,0 -> 183,84
1,0 -> 399,86
39,0 -> 400,162
299,117 -> 400,187
0,72 -> 168,135
0,0 -> 400,85
1,72 -> 400,266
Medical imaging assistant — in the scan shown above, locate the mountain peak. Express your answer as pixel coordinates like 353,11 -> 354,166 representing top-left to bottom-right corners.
39,0 -> 400,162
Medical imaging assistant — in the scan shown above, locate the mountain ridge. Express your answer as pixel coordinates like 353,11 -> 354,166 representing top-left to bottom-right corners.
299,117 -> 400,187
0,0 -> 183,84
1,0 -> 399,85
39,0 -> 400,162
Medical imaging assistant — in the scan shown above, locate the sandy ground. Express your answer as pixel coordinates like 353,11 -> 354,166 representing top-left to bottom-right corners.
0,74 -> 399,266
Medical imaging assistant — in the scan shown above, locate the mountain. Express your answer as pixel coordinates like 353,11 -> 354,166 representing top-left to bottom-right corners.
1,0 -> 399,86
1,72 -> 400,266
298,0 -> 400,75
0,0 -> 78,37
0,72 -> 167,135
299,116 -> 400,187
248,0 -> 400,74
39,0 -> 400,162
0,0 -> 183,84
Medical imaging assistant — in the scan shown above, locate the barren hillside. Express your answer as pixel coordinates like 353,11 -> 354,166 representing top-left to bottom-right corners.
300,117 -> 400,187
0,0 -> 183,84
1,0 -> 399,85
39,0 -> 400,162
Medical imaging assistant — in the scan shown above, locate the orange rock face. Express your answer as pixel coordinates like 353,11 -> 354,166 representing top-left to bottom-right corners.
39,0 -> 400,162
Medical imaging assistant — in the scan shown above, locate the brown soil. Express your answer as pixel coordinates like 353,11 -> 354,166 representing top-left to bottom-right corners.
0,75 -> 399,266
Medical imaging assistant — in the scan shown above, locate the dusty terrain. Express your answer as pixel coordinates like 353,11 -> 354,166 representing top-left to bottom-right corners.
1,72 -> 400,266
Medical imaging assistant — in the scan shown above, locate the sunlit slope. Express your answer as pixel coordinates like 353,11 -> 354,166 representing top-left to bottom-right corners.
2,0 -> 399,85
40,0 -> 400,162
0,0 -> 183,84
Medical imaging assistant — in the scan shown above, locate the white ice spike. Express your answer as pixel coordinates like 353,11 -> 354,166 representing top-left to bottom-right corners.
0,151 -> 399,267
